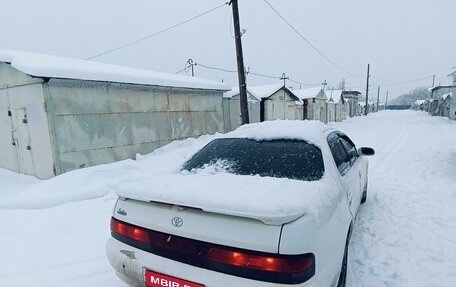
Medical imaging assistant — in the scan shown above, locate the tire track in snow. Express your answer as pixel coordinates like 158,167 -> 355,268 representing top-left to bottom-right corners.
343,111 -> 456,287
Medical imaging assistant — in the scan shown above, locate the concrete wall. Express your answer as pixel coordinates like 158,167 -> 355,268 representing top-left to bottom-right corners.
45,79 -> 225,174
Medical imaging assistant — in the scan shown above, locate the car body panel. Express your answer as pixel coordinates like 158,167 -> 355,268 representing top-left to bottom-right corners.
107,237 -> 318,287
279,186 -> 350,287
113,198 -> 283,253
106,121 -> 373,287
115,175 -> 330,226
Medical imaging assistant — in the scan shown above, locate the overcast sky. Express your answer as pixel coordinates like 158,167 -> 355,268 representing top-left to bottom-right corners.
1,0 -> 455,99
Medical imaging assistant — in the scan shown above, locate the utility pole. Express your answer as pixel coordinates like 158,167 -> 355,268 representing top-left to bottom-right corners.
365,64 -> 370,115
430,75 -> 436,100
280,73 -> 289,87
322,80 -> 328,90
386,91 -> 389,108
186,59 -> 195,77
230,0 -> 249,125
376,86 -> 380,112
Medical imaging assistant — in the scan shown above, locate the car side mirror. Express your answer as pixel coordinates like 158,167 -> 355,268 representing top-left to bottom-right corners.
358,147 -> 375,156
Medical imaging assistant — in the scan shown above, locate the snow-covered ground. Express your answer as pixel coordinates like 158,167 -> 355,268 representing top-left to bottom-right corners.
1,110 -> 455,286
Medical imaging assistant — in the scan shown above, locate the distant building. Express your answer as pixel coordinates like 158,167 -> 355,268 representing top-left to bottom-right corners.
258,85 -> 302,122
358,101 -> 376,115
449,68 -> 456,86
326,89 -> 349,122
293,87 -> 328,122
438,92 -> 453,118
411,100 -> 426,111
223,88 -> 261,131
341,90 -> 362,117
0,50 -> 229,178
430,86 -> 455,118
222,86 -> 263,131
223,84 -> 302,129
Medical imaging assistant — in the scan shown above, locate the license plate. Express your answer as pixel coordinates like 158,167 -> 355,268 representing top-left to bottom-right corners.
145,270 -> 205,287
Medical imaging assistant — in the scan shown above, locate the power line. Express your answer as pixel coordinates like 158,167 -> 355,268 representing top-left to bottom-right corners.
175,66 -> 189,75
288,78 -> 320,87
196,63 -> 237,73
262,0 -> 360,77
249,71 -> 279,79
178,60 -> 319,86
86,2 -> 229,60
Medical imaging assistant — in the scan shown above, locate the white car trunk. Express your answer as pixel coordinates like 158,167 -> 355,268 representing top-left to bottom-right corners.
113,198 -> 284,253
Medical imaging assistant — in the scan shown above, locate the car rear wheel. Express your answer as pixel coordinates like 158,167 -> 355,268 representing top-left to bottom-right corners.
337,240 -> 348,287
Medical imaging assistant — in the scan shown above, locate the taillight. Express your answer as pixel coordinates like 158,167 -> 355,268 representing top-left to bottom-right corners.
110,217 -> 150,244
110,217 -> 315,284
207,248 -> 314,273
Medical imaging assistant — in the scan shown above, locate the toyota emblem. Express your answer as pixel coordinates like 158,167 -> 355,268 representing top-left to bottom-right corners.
171,217 -> 184,227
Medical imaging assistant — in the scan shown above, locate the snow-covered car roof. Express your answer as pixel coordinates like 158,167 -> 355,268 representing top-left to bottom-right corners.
115,120 -> 340,225
221,119 -> 334,148
0,49 -> 230,91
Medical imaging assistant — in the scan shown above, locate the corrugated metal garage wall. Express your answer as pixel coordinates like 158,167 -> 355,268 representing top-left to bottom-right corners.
44,79 -> 225,174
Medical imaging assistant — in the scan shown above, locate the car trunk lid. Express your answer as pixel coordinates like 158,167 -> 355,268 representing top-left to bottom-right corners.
115,172 -> 333,226
114,198 -> 284,253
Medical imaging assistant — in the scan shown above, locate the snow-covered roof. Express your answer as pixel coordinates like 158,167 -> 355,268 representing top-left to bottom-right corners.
249,84 -> 284,99
293,87 -> 324,100
326,89 -> 344,103
448,68 -> 456,77
0,49 -> 230,91
342,90 -> 362,95
223,84 -> 283,101
442,92 -> 452,100
223,88 -> 259,102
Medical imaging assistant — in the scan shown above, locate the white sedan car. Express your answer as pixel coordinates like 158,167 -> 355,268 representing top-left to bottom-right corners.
106,120 -> 374,287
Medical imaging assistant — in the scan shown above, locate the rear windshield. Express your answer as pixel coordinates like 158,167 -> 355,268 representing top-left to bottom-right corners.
183,138 -> 324,181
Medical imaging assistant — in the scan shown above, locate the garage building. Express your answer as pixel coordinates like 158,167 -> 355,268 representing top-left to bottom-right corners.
0,50 -> 229,178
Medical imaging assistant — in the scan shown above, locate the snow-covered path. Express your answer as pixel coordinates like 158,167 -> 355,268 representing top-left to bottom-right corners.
335,111 -> 456,287
1,110 -> 455,286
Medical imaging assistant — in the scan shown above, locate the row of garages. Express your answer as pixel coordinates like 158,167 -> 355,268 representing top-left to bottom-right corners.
0,50 -> 364,179
223,85 -> 363,131
411,85 -> 455,120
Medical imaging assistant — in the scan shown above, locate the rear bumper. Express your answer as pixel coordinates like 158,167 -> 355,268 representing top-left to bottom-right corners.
106,237 -> 317,287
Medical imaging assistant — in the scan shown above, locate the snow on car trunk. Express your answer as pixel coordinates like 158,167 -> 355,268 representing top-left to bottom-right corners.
115,120 -> 342,225
116,172 -> 339,225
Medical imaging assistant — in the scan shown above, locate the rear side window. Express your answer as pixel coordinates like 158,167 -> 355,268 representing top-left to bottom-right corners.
329,140 -> 350,174
183,138 -> 325,181
328,132 -> 359,175
339,137 -> 358,164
